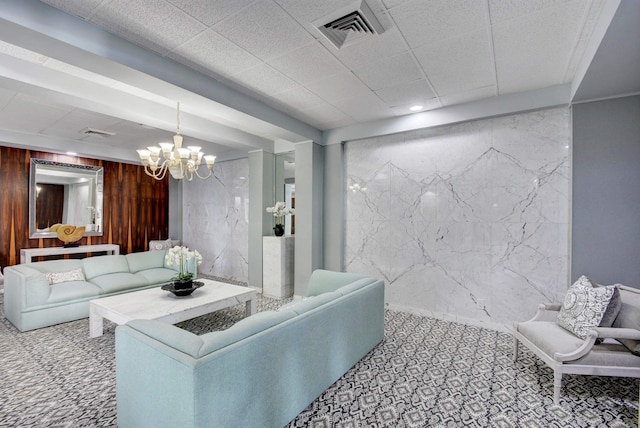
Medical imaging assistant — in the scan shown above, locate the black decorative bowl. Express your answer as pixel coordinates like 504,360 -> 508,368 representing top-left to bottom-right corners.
161,281 -> 204,297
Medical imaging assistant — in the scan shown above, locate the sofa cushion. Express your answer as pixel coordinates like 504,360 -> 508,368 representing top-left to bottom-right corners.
83,255 -> 130,280
518,321 -> 586,358
556,276 -> 616,339
126,251 -> 167,273
45,268 -> 85,285
27,259 -> 84,274
199,310 -> 296,357
47,281 -> 102,304
90,272 -> 149,294
134,268 -> 178,285
613,287 -> 640,356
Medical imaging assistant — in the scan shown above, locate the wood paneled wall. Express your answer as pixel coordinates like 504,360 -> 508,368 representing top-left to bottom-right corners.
0,146 -> 169,268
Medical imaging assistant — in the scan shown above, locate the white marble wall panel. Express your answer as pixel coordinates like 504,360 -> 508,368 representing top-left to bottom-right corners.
182,158 -> 249,283
345,107 -> 570,326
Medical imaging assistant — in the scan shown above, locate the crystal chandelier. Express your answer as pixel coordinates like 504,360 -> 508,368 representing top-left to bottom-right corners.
136,102 -> 216,181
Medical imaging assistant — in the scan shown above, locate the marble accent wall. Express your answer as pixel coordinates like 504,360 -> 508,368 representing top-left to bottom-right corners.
345,107 -> 570,327
182,158 -> 249,283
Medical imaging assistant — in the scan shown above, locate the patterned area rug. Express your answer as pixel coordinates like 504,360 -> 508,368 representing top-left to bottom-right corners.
0,293 -> 637,427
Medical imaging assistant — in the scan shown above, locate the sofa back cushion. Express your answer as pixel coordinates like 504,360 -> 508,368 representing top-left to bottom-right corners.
613,286 -> 640,356
27,259 -> 84,274
126,251 -> 166,273
83,255 -> 130,280
198,311 -> 296,357
306,269 -> 368,297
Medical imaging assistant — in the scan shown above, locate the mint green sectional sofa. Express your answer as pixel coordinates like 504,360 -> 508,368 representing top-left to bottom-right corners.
3,250 -> 190,332
115,270 -> 385,428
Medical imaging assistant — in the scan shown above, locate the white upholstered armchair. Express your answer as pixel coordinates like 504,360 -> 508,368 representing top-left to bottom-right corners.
513,283 -> 640,404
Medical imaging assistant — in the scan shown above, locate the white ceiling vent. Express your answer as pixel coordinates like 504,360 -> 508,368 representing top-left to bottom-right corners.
81,127 -> 116,137
316,1 -> 386,49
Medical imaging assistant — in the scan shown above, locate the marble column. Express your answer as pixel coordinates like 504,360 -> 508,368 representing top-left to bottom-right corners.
262,236 -> 295,298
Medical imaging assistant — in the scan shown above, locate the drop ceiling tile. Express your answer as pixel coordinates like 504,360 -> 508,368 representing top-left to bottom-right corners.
353,52 -> 423,91
270,86 -> 326,111
390,0 -> 488,49
439,85 -> 497,107
171,29 -> 262,79
0,87 -> 16,109
374,79 -> 435,107
0,94 -> 72,133
488,0 -> 579,24
268,43 -> 349,86
212,0 -> 314,61
41,0 -> 103,19
293,103 -> 354,130
326,27 -> 409,71
331,92 -> 391,122
226,63 -> 298,97
41,110 -> 123,140
305,71 -> 372,103
493,2 -> 586,94
89,0 -> 206,55
167,0 -> 255,26
414,30 -> 495,97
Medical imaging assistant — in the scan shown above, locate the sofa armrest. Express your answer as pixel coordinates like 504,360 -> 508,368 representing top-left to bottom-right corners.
595,327 -> 640,341
526,303 -> 562,322
3,265 -> 51,308
121,319 -> 204,358
554,330 -> 598,362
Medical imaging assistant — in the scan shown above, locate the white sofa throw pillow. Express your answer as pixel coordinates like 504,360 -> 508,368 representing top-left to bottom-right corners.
45,268 -> 86,285
556,275 -> 616,339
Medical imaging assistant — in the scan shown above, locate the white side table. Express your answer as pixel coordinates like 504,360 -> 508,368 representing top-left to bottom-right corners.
262,236 -> 295,298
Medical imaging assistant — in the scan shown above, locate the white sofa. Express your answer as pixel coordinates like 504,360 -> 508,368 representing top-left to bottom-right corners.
3,250 -> 194,332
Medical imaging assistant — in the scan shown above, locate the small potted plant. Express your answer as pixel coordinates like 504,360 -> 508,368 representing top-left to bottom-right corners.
266,201 -> 295,236
165,245 -> 202,289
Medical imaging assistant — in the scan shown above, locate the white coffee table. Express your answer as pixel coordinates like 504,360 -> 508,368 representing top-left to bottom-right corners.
89,279 -> 257,337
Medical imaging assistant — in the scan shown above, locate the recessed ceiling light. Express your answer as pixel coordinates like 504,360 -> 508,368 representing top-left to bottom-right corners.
66,152 -> 77,156
409,105 -> 423,112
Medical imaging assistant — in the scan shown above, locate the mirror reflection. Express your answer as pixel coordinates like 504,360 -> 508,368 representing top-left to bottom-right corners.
29,159 -> 104,239
275,151 -> 295,235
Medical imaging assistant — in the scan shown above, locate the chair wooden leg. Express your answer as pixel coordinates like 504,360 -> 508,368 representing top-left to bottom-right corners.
553,369 -> 562,405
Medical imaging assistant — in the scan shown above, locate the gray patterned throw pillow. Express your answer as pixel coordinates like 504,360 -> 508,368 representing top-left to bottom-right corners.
556,275 -> 616,339
45,268 -> 86,285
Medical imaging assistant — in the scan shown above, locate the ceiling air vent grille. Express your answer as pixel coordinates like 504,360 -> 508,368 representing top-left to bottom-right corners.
316,1 -> 385,49
81,128 -> 116,137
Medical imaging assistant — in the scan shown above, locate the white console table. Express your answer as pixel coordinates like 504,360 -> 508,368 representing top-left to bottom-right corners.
262,236 -> 295,298
20,244 -> 120,264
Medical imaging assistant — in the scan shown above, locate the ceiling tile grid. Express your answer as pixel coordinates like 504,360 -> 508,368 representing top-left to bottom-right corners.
492,1 -> 589,94
211,0 -> 314,62
88,0 -> 207,56
413,29 -> 496,97
28,0 -> 611,140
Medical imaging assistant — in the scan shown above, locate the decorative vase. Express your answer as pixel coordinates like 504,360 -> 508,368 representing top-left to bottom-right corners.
273,224 -> 285,236
174,278 -> 193,290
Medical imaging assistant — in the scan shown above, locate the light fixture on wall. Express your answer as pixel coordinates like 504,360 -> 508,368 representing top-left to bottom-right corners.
136,102 -> 216,181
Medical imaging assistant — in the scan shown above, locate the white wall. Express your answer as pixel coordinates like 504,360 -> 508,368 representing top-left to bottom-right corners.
344,107 -> 571,328
182,158 -> 249,283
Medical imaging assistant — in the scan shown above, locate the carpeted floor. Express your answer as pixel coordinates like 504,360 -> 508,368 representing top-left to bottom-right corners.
0,292 -> 637,427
